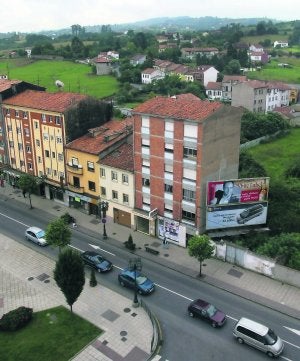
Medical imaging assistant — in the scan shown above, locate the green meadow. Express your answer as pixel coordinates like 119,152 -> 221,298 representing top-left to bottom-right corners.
0,59 -> 119,98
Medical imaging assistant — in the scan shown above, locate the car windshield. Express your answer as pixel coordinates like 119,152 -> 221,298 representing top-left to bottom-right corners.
265,329 -> 278,345
136,275 -> 148,285
93,255 -> 104,263
36,230 -> 45,238
206,304 -> 217,317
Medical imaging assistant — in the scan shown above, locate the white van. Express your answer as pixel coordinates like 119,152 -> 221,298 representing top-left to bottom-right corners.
233,317 -> 284,357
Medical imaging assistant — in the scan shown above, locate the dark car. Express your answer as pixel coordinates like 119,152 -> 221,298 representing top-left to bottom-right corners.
80,251 -> 113,273
118,269 -> 155,295
188,299 -> 226,327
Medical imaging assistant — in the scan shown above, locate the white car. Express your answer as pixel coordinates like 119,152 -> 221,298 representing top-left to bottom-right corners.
25,227 -> 48,246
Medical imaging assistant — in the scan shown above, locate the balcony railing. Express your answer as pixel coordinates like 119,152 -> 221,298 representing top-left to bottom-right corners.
67,183 -> 84,193
66,163 -> 83,174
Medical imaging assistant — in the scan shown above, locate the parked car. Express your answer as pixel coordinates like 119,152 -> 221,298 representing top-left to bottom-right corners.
118,268 -> 155,294
80,251 -> 113,272
25,227 -> 47,246
188,299 -> 226,327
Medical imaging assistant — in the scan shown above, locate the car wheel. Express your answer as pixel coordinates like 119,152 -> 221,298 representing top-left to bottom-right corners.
266,352 -> 274,358
237,337 -> 244,344
120,280 -> 125,287
189,311 -> 195,318
38,242 -> 42,246
211,322 -> 217,328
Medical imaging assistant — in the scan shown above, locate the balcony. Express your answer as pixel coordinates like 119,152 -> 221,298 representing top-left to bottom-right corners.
66,163 -> 83,175
67,183 -> 84,194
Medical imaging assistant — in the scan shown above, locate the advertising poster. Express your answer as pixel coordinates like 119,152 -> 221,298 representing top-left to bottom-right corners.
207,177 -> 270,206
206,202 -> 268,230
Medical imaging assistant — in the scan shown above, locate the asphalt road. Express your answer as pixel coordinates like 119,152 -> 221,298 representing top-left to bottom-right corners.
0,198 -> 299,361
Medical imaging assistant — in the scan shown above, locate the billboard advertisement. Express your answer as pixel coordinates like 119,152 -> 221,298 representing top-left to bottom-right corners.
206,177 -> 269,230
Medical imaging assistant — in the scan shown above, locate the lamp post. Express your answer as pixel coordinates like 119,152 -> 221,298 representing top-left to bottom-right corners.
100,201 -> 109,240
128,257 -> 142,308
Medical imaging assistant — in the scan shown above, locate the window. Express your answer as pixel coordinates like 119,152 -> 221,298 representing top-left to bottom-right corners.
71,157 -> 79,166
59,171 -> 64,179
58,153 -> 63,162
88,181 -> 96,191
87,161 -> 94,172
53,170 -> 57,177
111,171 -> 118,181
56,136 -> 62,143
20,160 -> 25,167
49,116 -> 53,123
26,145 -> 31,153
34,121 -> 39,129
6,108 -> 10,116
43,133 -> 49,141
142,159 -> 150,167
165,164 -> 173,173
7,125 -> 12,132
123,193 -> 129,204
36,139 -> 40,147
142,116 -> 149,127
184,147 -> 197,159
18,143 -> 23,150
42,114 -> 46,122
23,111 -> 28,119
37,156 -> 42,163
142,178 -> 150,186
184,124 -> 197,138
183,168 -> 197,181
46,167 -> 51,175
101,187 -> 106,196
112,190 -> 118,200
45,150 -> 50,157
52,152 -> 56,158
28,163 -> 33,170
55,116 -> 61,125
164,184 -> 173,193
16,127 -> 21,134
183,189 -> 196,202
182,210 -> 195,222
100,168 -> 106,178
165,143 -> 174,153
142,138 -> 150,147
24,128 -> 30,137
164,203 -> 173,213
122,173 -> 128,184
9,141 -> 14,148
15,110 -> 19,117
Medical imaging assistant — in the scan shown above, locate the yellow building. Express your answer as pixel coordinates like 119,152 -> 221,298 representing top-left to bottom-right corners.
65,119 -> 133,215
2,90 -> 86,199
289,87 -> 299,104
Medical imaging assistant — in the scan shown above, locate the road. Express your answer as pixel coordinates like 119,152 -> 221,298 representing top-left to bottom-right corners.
0,198 -> 299,361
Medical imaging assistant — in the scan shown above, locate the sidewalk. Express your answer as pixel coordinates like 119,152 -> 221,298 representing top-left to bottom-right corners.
1,184 -> 300,327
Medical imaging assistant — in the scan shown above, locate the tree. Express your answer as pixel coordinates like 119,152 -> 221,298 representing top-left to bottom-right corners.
188,235 -> 214,277
238,152 -> 267,178
54,248 -> 85,312
17,174 -> 37,209
45,218 -> 72,252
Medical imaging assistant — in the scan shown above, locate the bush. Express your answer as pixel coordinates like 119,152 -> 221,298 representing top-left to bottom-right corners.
0,306 -> 33,331
124,234 -> 136,251
60,212 -> 74,224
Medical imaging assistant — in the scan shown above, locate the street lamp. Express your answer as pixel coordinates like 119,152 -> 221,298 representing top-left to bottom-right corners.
100,201 -> 109,240
128,257 -> 142,308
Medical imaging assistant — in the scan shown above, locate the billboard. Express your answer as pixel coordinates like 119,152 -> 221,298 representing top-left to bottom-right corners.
206,177 -> 269,230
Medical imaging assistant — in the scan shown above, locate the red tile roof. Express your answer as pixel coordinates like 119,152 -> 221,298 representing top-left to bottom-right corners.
66,119 -> 133,155
0,79 -> 22,92
3,90 -> 87,112
100,143 -> 134,172
133,95 -> 222,121
206,82 -> 222,90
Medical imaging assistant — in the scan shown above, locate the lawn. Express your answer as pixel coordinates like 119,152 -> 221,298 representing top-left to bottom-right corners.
0,59 -> 119,98
247,128 -> 300,181
0,306 -> 102,361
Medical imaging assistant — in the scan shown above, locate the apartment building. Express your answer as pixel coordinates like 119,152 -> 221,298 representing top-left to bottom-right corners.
2,90 -> 87,199
132,94 -> 243,246
65,119 -> 133,215
265,82 -> 290,111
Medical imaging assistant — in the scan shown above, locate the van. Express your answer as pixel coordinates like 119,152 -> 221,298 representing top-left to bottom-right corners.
233,317 -> 284,357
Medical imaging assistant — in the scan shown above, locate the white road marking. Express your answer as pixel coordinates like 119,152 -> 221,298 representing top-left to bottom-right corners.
284,326 -> 300,336
88,243 -> 115,256
0,211 -> 29,227
69,244 -> 83,252
280,356 -> 294,361
282,339 -> 300,350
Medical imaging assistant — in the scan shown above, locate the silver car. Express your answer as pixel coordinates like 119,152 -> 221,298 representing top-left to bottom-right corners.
25,227 -> 48,246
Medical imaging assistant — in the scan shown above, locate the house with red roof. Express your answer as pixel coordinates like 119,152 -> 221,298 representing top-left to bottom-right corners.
131,94 -> 243,245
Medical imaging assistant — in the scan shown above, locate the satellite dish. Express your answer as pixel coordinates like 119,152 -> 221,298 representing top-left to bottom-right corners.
55,80 -> 64,88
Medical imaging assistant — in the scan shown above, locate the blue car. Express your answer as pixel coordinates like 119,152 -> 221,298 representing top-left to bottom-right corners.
118,269 -> 155,294
80,251 -> 113,273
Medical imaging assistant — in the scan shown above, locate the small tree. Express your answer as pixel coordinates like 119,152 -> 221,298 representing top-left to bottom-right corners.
45,218 -> 72,252
54,248 -> 85,312
124,234 -> 136,251
188,235 -> 214,277
17,174 -> 37,209
89,268 -> 97,287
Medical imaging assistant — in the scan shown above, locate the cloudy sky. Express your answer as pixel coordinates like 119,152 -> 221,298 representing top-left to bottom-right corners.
0,0 -> 298,33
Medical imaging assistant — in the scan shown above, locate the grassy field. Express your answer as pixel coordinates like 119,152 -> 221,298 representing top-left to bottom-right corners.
247,58 -> 300,83
241,34 -> 290,45
247,128 -> 300,181
0,59 -> 119,98
0,306 -> 102,361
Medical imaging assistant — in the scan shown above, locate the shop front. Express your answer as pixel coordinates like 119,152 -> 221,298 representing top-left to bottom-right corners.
133,208 -> 157,236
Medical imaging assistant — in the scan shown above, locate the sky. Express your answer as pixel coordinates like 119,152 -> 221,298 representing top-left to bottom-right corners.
0,0 -> 299,33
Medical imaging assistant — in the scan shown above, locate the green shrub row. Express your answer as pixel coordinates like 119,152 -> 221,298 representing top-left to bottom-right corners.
0,306 -> 33,331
